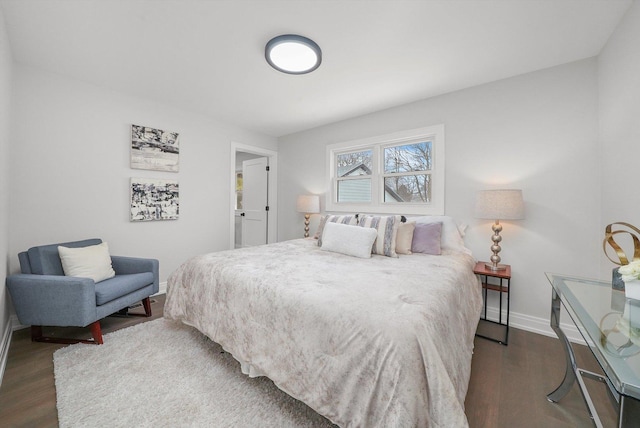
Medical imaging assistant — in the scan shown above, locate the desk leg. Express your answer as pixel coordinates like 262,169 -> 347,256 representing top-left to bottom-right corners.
547,289 -> 605,427
547,288 -> 577,403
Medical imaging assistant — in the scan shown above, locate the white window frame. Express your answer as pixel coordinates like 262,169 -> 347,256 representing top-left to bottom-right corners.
326,124 -> 445,215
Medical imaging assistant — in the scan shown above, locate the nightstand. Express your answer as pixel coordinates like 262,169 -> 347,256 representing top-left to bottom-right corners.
474,261 -> 511,345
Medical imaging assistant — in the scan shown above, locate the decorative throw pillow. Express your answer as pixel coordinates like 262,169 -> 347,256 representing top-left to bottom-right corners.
320,222 -> 378,258
316,214 -> 358,246
314,215 -> 329,239
409,215 -> 468,253
58,242 -> 116,283
411,222 -> 442,255
358,214 -> 401,258
395,221 -> 416,255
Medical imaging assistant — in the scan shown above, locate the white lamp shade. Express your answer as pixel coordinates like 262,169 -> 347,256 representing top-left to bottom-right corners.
296,195 -> 320,214
474,189 -> 525,220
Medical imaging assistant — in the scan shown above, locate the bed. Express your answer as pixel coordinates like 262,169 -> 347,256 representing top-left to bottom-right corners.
164,215 -> 483,427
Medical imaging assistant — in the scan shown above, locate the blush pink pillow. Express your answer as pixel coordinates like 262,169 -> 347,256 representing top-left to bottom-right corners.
411,222 -> 442,255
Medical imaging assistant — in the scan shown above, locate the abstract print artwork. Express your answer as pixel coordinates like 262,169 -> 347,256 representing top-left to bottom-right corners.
131,124 -> 179,172
130,178 -> 179,221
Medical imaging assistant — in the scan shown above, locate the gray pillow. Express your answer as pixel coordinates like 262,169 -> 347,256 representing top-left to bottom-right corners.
411,222 -> 442,255
358,214 -> 401,258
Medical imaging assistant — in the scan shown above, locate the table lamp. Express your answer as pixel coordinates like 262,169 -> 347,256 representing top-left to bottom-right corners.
296,195 -> 320,238
474,189 -> 525,271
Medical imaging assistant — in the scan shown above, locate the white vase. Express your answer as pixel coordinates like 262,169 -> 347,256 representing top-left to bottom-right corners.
615,300 -> 640,347
625,279 -> 640,300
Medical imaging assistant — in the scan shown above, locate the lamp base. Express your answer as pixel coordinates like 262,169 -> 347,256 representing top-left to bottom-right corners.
485,262 -> 508,271
303,214 -> 311,238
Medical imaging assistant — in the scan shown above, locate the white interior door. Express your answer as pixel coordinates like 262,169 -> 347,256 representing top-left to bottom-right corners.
241,157 -> 268,247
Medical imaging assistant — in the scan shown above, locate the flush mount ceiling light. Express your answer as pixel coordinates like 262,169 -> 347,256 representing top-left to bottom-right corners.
265,34 -> 322,75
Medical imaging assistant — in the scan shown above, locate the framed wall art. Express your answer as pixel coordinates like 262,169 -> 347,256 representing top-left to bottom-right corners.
131,124 -> 179,172
130,178 -> 179,221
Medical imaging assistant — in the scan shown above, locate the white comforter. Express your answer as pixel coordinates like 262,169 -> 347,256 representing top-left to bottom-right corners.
165,239 -> 482,427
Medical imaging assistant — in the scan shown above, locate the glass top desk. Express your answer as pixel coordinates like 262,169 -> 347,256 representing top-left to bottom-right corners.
546,273 -> 640,427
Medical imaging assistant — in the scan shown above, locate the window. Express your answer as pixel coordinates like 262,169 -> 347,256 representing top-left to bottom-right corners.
336,149 -> 372,202
326,125 -> 444,215
382,141 -> 432,203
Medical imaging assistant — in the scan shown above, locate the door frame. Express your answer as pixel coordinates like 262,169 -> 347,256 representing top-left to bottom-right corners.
229,142 -> 278,249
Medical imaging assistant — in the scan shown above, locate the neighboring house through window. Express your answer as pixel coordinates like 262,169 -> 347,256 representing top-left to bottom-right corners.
326,124 -> 445,215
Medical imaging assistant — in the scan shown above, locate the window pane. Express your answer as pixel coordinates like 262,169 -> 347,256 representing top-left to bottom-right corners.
338,179 -> 371,202
337,150 -> 373,177
384,142 -> 432,173
384,175 -> 431,203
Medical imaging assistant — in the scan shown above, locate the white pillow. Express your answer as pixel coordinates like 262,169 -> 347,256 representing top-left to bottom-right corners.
409,215 -> 469,254
320,222 -> 378,258
58,242 -> 116,283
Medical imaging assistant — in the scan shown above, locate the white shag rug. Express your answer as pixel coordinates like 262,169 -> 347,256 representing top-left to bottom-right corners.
53,318 -> 336,428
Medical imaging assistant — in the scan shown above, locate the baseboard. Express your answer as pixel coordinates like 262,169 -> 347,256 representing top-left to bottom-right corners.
157,281 -> 167,296
0,319 -> 13,388
10,314 -> 26,331
483,305 -> 586,346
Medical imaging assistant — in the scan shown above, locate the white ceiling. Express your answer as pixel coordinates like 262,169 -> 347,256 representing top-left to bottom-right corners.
0,0 -> 632,137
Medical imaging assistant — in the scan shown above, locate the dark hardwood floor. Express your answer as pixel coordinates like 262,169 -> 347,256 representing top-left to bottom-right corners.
0,296 -> 166,428
467,321 -> 618,427
0,298 -> 619,427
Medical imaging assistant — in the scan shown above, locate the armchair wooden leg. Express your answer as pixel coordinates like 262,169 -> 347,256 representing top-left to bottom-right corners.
142,297 -> 152,317
89,321 -> 103,344
30,321 -> 103,345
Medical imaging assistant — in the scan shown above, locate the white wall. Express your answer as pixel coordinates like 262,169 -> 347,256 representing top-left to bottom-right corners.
599,0 -> 640,276
278,58 -> 601,328
3,0 -> 635,350
9,65 -> 277,286
0,5 -> 13,368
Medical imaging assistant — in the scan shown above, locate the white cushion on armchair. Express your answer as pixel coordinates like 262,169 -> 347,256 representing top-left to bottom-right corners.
58,242 -> 116,283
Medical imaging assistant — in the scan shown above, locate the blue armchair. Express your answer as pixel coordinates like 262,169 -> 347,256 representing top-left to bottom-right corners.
6,238 -> 159,344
